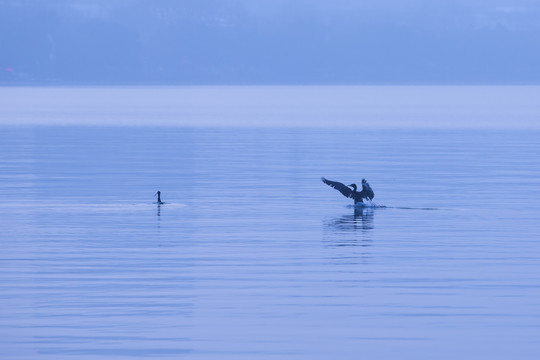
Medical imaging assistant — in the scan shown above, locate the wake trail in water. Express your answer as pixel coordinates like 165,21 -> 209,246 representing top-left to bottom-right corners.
347,202 -> 439,211
2,201 -> 188,214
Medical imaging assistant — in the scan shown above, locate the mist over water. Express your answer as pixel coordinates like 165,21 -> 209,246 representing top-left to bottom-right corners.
1,87 -> 540,359
1,86 -> 540,128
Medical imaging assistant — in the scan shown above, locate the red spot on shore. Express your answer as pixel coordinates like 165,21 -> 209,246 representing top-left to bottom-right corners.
5,68 -> 14,72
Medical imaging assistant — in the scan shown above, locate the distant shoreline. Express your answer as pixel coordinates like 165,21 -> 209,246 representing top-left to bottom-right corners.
2,82 -> 540,87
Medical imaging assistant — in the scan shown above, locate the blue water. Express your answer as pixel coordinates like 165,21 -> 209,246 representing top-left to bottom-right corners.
1,90 -> 540,359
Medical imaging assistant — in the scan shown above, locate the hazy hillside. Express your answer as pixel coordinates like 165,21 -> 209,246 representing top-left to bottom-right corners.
1,0 -> 539,84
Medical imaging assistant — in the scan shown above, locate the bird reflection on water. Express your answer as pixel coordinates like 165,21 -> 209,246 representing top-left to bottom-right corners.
323,206 -> 375,247
333,207 -> 374,231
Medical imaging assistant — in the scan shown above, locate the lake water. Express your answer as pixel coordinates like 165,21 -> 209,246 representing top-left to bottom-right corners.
1,87 -> 540,359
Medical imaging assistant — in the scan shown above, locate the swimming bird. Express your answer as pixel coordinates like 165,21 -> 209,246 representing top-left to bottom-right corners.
321,177 -> 374,204
155,191 -> 164,205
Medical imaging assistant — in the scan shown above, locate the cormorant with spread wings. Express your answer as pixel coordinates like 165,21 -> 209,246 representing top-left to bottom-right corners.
321,177 -> 374,204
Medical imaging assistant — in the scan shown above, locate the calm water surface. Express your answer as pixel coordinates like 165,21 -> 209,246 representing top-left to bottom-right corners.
1,110 -> 540,358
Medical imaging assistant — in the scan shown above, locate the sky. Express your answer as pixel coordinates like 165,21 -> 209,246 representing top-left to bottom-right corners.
1,0 -> 540,85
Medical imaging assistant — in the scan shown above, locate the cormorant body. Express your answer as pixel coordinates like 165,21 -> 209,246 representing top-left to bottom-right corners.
155,191 -> 164,205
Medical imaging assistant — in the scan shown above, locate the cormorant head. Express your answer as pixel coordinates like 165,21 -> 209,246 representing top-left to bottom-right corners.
348,183 -> 357,191
362,178 -> 367,184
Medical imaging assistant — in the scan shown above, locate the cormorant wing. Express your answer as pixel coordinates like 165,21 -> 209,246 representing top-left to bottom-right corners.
321,177 -> 352,199
362,182 -> 375,200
